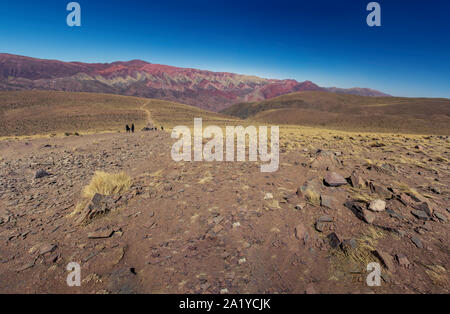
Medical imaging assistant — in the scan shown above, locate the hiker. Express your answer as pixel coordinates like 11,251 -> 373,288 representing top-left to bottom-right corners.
126,125 -> 130,133
131,124 -> 135,133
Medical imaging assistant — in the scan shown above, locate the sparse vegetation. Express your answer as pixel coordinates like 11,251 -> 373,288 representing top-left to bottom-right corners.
82,171 -> 132,199
222,91 -> 450,134
331,227 -> 386,270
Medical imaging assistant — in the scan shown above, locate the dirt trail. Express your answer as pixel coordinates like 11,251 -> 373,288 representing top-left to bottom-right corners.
0,130 -> 448,294
140,101 -> 156,128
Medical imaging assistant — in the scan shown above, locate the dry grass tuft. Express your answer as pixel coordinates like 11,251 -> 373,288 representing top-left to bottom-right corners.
393,181 -> 423,200
424,265 -> 448,286
82,171 -> 132,199
331,227 -> 386,268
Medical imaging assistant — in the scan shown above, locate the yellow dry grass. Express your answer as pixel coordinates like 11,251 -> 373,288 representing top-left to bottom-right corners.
82,171 -> 132,199
329,227 -> 387,280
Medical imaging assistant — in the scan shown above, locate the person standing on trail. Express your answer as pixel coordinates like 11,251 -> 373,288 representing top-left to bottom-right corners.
126,125 -> 130,133
131,124 -> 135,133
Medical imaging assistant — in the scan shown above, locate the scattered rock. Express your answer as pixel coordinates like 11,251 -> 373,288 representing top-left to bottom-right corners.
396,254 -> 411,268
345,201 -> 375,224
318,215 -> 333,223
368,182 -> 392,199
107,267 -> 138,294
397,193 -> 416,206
411,210 -> 430,221
76,194 -> 115,225
414,202 -> 434,217
324,172 -> 347,187
310,150 -> 342,170
340,238 -> 357,252
349,172 -> 366,188
16,261 -> 35,273
39,243 -> 56,255
295,223 -> 309,243
88,229 -> 114,239
327,232 -> 342,248
434,212 -> 447,222
368,199 -> 386,212
320,194 -> 339,209
373,249 -> 395,271
34,170 -> 50,179
315,221 -> 326,232
410,236 -> 423,249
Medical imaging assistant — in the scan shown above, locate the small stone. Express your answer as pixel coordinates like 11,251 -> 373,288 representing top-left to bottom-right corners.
295,223 -> 307,240
361,209 -> 375,224
396,254 -> 410,268
318,215 -> 333,223
415,202 -> 434,217
220,288 -> 229,294
88,229 -> 114,239
315,221 -> 326,232
294,204 -> 305,210
327,232 -> 342,248
238,258 -> 246,265
410,236 -> 423,249
411,210 -> 429,221
34,170 -> 50,179
264,193 -> 273,200
340,239 -> 357,252
373,250 -> 395,271
368,199 -> 386,212
434,212 -> 447,222
232,222 -> 241,228
397,193 -> 416,206
320,194 -> 339,209
39,243 -> 56,255
16,262 -> 34,272
324,172 -> 347,187
369,182 -> 392,199
349,172 -> 366,188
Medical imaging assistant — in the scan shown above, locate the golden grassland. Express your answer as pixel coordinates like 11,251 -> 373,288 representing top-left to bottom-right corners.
2,91 -> 449,154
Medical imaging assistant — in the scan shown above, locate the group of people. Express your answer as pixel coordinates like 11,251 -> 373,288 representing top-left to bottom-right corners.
126,123 -> 165,133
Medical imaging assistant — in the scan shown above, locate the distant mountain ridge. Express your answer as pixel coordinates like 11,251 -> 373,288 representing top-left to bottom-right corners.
0,53 -> 390,111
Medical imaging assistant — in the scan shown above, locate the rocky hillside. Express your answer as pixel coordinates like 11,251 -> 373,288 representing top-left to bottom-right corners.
0,126 -> 448,293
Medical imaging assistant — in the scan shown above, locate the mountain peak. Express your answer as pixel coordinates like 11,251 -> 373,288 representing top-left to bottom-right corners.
0,53 -> 390,111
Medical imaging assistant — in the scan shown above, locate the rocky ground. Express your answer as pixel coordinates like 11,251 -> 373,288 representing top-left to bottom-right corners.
0,129 -> 448,294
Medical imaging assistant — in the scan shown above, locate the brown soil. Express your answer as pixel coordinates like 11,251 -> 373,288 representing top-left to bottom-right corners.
0,126 -> 448,294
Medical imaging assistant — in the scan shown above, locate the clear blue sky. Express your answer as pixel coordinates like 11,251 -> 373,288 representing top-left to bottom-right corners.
0,0 -> 449,97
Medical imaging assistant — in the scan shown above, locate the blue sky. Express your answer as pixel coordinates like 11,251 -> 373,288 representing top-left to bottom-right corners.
0,0 -> 449,97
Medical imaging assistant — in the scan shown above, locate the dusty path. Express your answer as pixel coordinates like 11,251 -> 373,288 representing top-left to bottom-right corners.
0,130 -> 448,294
140,101 -> 156,128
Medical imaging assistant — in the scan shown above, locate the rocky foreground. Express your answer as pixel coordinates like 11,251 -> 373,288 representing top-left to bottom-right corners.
0,130 -> 448,293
